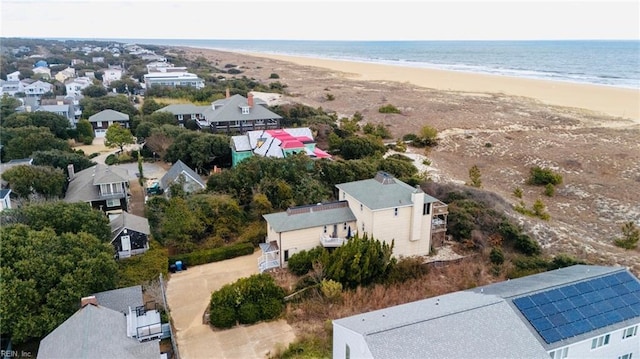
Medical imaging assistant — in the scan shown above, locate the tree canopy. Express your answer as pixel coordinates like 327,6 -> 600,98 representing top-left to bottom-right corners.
0,224 -> 117,343
105,123 -> 135,152
1,111 -> 71,139
0,126 -> 70,161
32,149 -> 96,176
80,95 -> 138,119
165,131 -> 230,172
1,165 -> 66,199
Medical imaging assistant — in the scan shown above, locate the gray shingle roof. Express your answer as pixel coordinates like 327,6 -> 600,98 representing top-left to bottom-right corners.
335,171 -> 438,210
65,164 -> 128,203
0,189 -> 11,198
110,212 -> 151,239
263,201 -> 356,232
156,103 -> 208,115
92,285 -> 144,314
88,109 -> 130,123
202,94 -> 282,124
37,304 -> 159,359
159,160 -> 205,190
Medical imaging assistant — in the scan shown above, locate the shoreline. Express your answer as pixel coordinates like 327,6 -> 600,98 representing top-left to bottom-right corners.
218,49 -> 640,121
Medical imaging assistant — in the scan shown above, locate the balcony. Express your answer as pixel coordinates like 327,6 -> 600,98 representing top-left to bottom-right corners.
432,218 -> 447,233
127,305 -> 162,342
258,241 -> 280,273
117,248 -> 148,259
432,201 -> 448,215
320,233 -> 347,248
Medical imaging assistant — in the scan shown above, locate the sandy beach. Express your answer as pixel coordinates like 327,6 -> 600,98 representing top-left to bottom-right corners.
244,52 -> 639,121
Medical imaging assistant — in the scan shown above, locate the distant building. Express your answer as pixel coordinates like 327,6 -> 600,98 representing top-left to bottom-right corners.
87,109 -> 130,137
54,67 -> 76,83
143,66 -> 204,90
198,92 -> 282,133
6,71 -> 21,82
64,76 -> 92,97
24,80 -> 53,97
34,60 -> 48,68
64,164 -> 130,218
332,265 -> 640,359
102,66 -> 124,87
159,160 -> 205,197
32,66 -> 51,80
110,212 -> 150,259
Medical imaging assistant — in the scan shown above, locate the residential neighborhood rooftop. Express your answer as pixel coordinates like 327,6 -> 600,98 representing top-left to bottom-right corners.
263,201 -> 356,232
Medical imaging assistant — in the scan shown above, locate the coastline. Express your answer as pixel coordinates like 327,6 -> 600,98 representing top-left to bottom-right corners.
237,51 -> 640,121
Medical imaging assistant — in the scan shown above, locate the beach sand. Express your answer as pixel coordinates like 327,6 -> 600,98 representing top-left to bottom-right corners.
244,52 -> 640,121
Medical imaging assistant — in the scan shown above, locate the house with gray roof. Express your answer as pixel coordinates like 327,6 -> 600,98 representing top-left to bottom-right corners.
259,172 -> 448,272
333,264 -> 640,359
110,212 -> 151,259
92,285 -> 143,314
159,160 -> 205,197
64,164 -> 130,217
198,92 -> 282,134
88,109 -> 131,137
155,103 -> 209,126
260,201 -> 357,272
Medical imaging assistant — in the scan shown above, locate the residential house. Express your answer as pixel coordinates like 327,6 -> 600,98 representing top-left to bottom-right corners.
32,66 -> 51,80
103,66 -> 124,87
92,56 -> 105,63
34,60 -> 48,68
0,158 -> 33,188
110,212 -> 151,259
24,80 -> 53,97
35,102 -> 75,124
65,76 -> 92,97
0,80 -> 24,96
64,164 -> 129,217
159,160 -> 205,197
197,92 -> 282,134
155,103 -> 209,127
230,127 -> 331,167
71,58 -> 85,66
38,287 -> 167,359
259,172 -> 448,272
54,67 -> 76,83
332,264 -> 640,359
40,96 -> 81,125
0,189 -> 12,212
143,67 -> 204,90
6,71 -> 20,82
261,201 -> 358,273
88,109 -> 131,137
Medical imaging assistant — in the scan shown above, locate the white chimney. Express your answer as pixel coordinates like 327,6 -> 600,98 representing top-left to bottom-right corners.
67,164 -> 75,180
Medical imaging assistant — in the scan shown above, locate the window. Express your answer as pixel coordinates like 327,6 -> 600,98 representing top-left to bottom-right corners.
618,354 -> 633,359
191,114 -> 196,120
345,344 -> 350,359
241,106 -> 250,114
423,203 -> 431,215
106,199 -> 120,207
360,204 -> 363,211
96,121 -> 102,127
591,334 -> 610,349
343,222 -> 347,231
549,347 -> 568,359
394,208 -> 398,217
362,222 -> 365,231
342,192 -> 345,200
623,325 -> 638,339
323,225 -> 327,233
177,114 -> 183,121
284,250 -> 289,262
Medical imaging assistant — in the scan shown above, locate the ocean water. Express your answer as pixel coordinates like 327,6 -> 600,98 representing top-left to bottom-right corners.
124,39 -> 640,89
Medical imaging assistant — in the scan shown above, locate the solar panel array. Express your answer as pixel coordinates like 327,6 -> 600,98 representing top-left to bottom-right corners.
513,271 -> 640,344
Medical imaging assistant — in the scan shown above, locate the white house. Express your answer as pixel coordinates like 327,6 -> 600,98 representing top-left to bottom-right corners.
102,66 -> 124,87
143,67 -> 204,90
6,71 -> 21,82
158,160 -> 205,197
65,76 -> 93,97
259,172 -> 448,272
32,66 -> 51,80
332,264 -> 640,359
0,80 -> 24,96
54,67 -> 76,83
24,80 -> 53,97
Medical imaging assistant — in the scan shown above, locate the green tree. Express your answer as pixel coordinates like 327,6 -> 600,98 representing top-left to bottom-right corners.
146,111 -> 177,126
80,95 -> 138,119
105,123 -> 135,152
32,149 -> 96,175
324,234 -> 396,288
528,166 -> 563,186
75,119 -> 95,145
614,221 -> 640,249
0,94 -> 21,119
378,157 -> 418,181
82,84 -> 108,98
0,225 -> 117,343
467,165 -> 482,188
141,98 -> 167,115
1,165 -> 66,199
135,121 -> 158,140
2,202 -> 111,242
339,136 -> 387,160
2,111 -> 71,139
415,125 -> 439,147
0,126 -> 69,161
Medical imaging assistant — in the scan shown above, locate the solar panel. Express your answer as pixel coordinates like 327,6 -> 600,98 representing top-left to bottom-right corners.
512,271 -> 640,344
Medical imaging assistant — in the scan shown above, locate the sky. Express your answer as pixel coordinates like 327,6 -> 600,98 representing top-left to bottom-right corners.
1,0 -> 638,41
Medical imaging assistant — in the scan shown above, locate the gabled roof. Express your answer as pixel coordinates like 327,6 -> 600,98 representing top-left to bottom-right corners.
110,212 -> 151,239
64,164 -> 129,203
88,109 -> 130,123
92,285 -> 144,314
156,103 -> 208,116
159,160 -> 205,190
202,94 -> 282,124
334,265 -> 640,358
0,189 -> 11,199
263,201 -> 356,232
336,171 -> 438,210
37,304 -> 159,359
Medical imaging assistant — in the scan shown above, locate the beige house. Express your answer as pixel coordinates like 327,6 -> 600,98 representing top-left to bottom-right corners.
259,172 -> 448,272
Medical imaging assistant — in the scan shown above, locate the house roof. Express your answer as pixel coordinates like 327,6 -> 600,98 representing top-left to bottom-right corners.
159,160 -> 205,190
110,212 -> 151,240
335,171 -> 438,210
201,94 -> 282,124
156,103 -> 208,116
334,265 -> 640,358
263,201 -> 356,233
88,109 -> 130,123
92,285 -> 144,314
36,105 -> 69,113
64,164 -> 129,203
0,189 -> 11,199
37,304 -> 159,359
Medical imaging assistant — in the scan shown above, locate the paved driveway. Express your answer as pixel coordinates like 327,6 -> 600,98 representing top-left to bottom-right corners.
166,252 -> 296,359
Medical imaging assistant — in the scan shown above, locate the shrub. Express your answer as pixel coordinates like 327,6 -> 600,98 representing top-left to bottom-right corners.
528,166 -> 563,186
544,183 -> 555,197
105,153 -> 118,165
209,305 -> 237,328
499,221 -> 541,256
320,279 -> 342,301
261,298 -> 285,320
513,187 -> 523,198
467,165 -> 482,188
614,221 -> 640,249
169,242 -> 254,267
269,73 -> 280,79
378,104 -> 401,114
387,256 -> 429,283
489,247 -> 505,265
532,199 -> 550,220
238,303 -> 261,324
324,93 -> 335,101
287,246 -> 326,276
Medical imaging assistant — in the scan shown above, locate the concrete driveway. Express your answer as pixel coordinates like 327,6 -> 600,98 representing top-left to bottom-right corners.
166,252 -> 296,359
